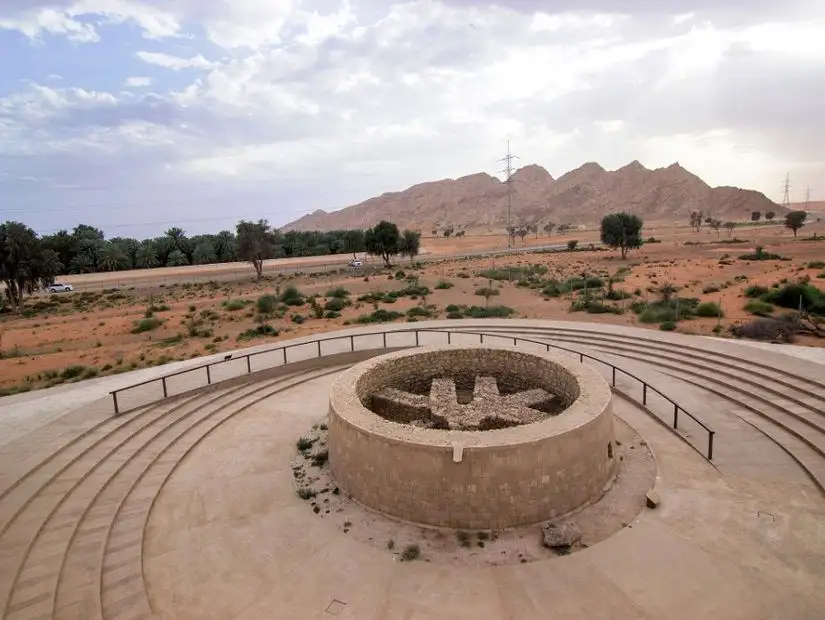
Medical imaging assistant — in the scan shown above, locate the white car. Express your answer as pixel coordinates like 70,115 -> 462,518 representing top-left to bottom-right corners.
348,259 -> 363,268
48,283 -> 74,293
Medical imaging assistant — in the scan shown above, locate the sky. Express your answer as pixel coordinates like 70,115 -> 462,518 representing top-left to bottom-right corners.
1,0 -> 824,239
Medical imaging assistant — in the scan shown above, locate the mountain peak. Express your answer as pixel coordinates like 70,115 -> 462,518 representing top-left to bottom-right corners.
619,160 -> 647,172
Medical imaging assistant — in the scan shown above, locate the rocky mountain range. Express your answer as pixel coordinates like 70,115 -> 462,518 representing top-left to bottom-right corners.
284,161 -> 782,233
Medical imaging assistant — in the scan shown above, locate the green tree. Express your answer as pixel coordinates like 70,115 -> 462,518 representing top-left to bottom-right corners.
214,231 -> 237,262
724,221 -> 737,237
97,241 -> 129,272
40,230 -> 76,275
165,227 -> 191,263
364,221 -> 401,268
166,249 -> 188,267
193,241 -> 216,265
342,229 -> 365,259
0,222 -> 60,312
398,229 -> 421,263
135,241 -> 159,269
751,211 -> 761,222
765,211 -> 776,221
600,212 -> 643,259
709,218 -> 723,237
785,210 -> 807,237
236,219 -> 277,279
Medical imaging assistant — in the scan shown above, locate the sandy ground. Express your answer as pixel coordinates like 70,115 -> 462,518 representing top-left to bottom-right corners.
289,416 -> 655,566
1,221 -> 823,392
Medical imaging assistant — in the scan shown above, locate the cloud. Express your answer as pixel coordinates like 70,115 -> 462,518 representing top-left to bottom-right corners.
1,0 -> 824,237
136,51 -> 219,70
0,8 -> 99,42
124,76 -> 152,87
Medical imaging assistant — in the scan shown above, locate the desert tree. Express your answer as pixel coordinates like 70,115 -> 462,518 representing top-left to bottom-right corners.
765,211 -> 776,221
517,228 -> 528,244
0,221 -> 61,312
364,220 -> 401,268
342,229 -> 365,259
709,219 -> 723,237
399,229 -> 421,263
236,219 -> 278,279
785,210 -> 807,237
724,221 -> 737,237
543,222 -> 556,236
751,211 -> 762,222
689,211 -> 703,232
600,212 -> 643,259
442,226 -> 454,238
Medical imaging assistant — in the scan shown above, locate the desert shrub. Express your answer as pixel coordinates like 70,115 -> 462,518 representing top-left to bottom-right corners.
308,297 -> 324,319
324,297 -> 350,312
296,487 -> 316,500
739,246 -> 785,261
324,310 -> 342,319
744,284 -> 770,298
702,285 -> 720,294
744,300 -> 774,316
730,315 -> 799,342
696,302 -> 724,318
633,297 -> 698,323
462,305 -> 515,318
81,367 -> 99,380
807,260 -> 825,269
132,317 -> 163,333
311,450 -> 329,467
279,286 -> 305,306
570,299 -> 624,315
474,286 -> 500,297
762,282 -> 825,315
646,237 -> 662,244
435,280 -> 454,290
291,313 -> 305,324
256,294 -> 278,315
296,436 -> 315,451
660,321 -> 677,331
456,272 -> 470,278
564,276 -> 604,291
445,304 -> 461,313
567,239 -> 579,250
400,544 -> 421,561
326,286 -> 350,298
237,324 -> 279,341
60,365 -> 88,380
223,299 -> 249,311
353,309 -> 404,324
406,306 -> 435,318
478,265 -> 547,281
394,270 -> 406,279
200,308 -> 220,321
446,311 -> 464,319
604,287 -> 632,301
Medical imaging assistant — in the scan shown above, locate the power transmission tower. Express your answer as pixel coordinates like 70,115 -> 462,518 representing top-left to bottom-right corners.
498,140 -> 519,248
782,173 -> 791,208
805,185 -> 811,209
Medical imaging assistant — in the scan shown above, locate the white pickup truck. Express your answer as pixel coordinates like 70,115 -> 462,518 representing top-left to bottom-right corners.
48,282 -> 74,293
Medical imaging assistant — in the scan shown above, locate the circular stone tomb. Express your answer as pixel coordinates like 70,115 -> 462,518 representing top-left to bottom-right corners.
328,344 -> 616,530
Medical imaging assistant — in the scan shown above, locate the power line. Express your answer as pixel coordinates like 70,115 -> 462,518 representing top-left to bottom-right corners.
498,140 -> 519,248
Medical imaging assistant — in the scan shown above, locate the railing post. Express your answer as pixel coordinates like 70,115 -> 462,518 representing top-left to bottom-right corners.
708,431 -> 715,460
480,334 -> 484,344
350,335 -> 355,351
383,332 -> 387,348
642,383 -> 647,405
612,367 -> 616,387
546,344 -> 550,352
415,331 -> 420,346
579,353 -> 584,363
448,332 -> 452,344
673,404 -> 679,429
112,392 -> 119,415
162,377 -> 168,398
513,337 -> 517,346
246,356 -> 251,374
206,365 -> 211,385
283,348 -> 287,365
317,340 -> 322,357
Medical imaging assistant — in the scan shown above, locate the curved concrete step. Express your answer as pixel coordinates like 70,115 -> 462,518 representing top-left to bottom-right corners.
1,368 -> 327,620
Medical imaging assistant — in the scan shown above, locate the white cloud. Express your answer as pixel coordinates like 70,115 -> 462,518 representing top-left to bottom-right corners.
124,76 -> 152,87
0,8 -> 99,42
2,0 -> 824,236
135,51 -> 219,70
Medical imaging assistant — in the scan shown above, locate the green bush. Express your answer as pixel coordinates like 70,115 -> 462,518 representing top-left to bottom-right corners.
739,247 -> 785,261
462,305 -> 515,318
807,261 -> 825,269
762,282 -> 825,315
353,309 -> 404,324
571,299 -> 624,315
279,286 -> 305,306
132,317 -> 163,333
475,287 -> 500,297
406,306 -> 434,318
326,286 -> 350,298
567,239 -> 579,250
223,299 -> 250,311
744,300 -> 774,317
696,302 -> 724,318
256,294 -> 278,315
324,297 -> 350,312
291,313 -> 305,324
702,285 -> 720,294
744,284 -> 769,298
60,365 -> 88,380
435,280 -> 454,290
237,324 -> 279,341
324,310 -> 342,319
446,311 -> 465,319
445,304 -> 461,313
477,265 -> 547,281
660,321 -> 677,331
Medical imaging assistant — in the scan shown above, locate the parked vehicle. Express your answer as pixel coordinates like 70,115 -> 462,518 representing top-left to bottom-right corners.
348,259 -> 363,268
48,283 -> 74,293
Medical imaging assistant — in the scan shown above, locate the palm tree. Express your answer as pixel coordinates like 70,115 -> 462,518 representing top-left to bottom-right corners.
165,227 -> 191,263
135,242 -> 159,269
97,242 -> 129,272
166,249 -> 188,267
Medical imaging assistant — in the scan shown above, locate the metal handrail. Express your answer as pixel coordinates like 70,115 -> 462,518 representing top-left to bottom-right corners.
109,327 -> 715,460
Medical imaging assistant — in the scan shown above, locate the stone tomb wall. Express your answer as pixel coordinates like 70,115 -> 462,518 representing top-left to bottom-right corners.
328,345 -> 616,530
